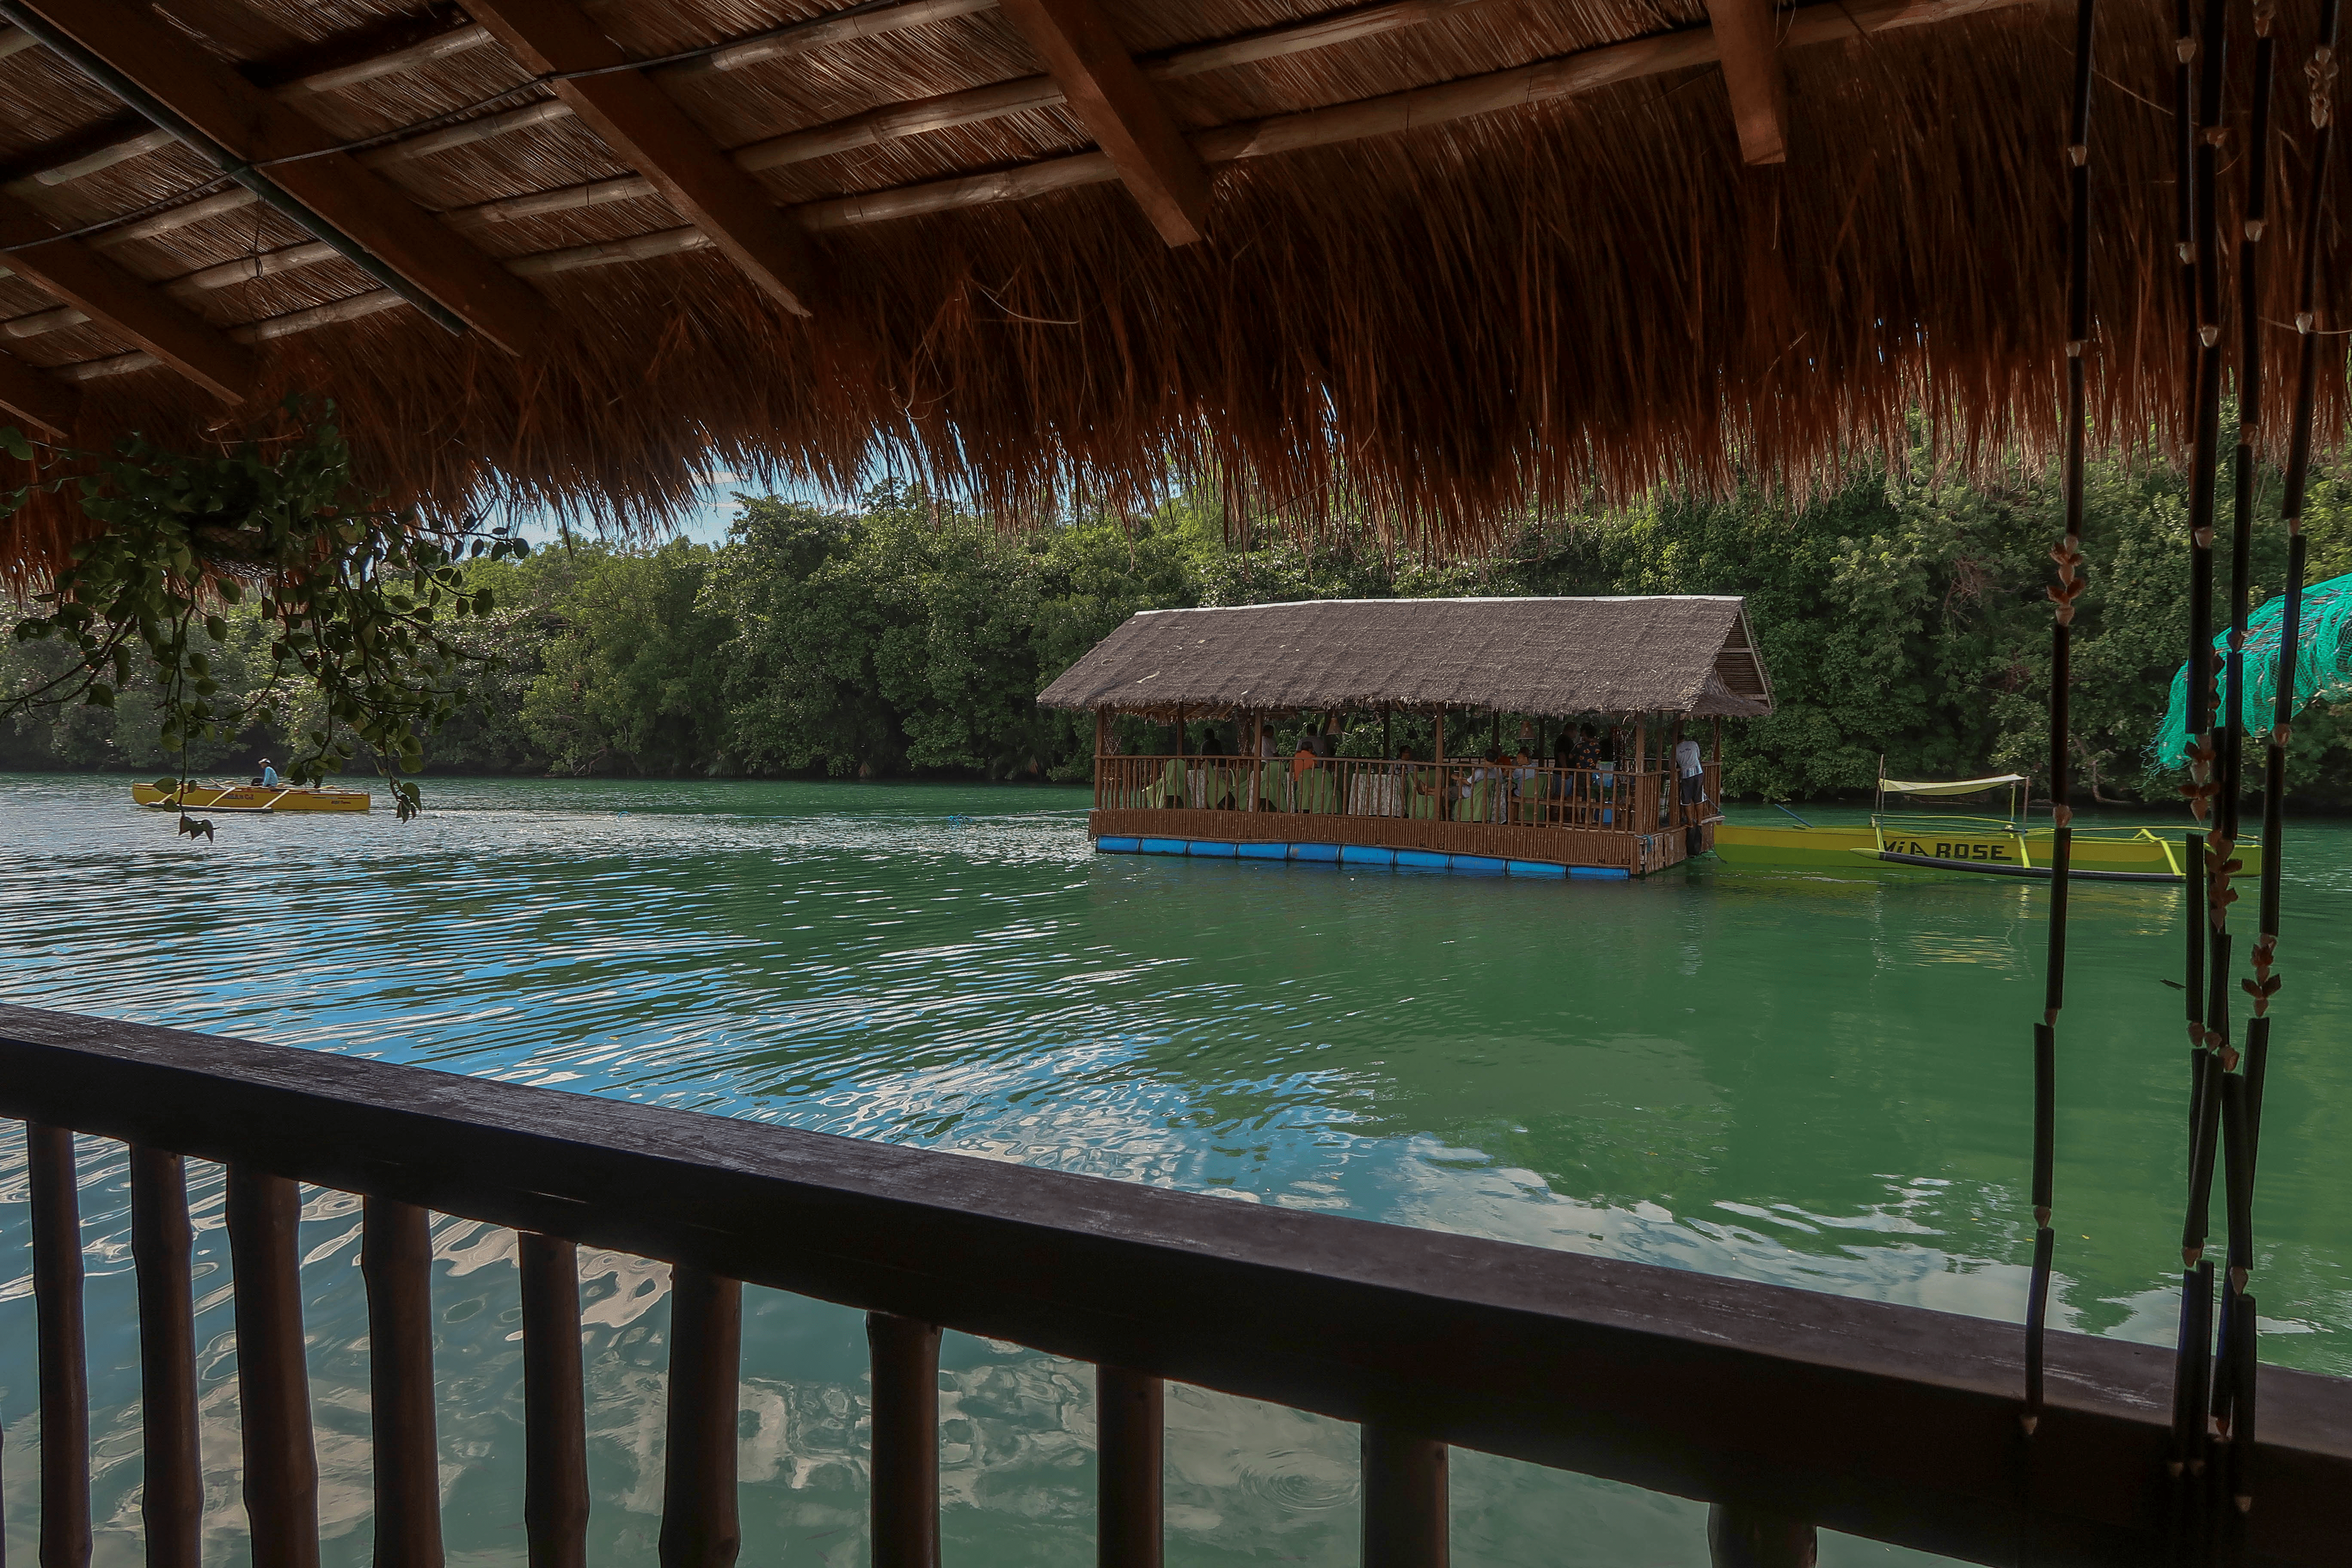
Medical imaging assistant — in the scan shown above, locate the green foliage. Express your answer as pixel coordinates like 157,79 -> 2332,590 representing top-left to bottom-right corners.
0,400 -> 525,821
13,440 -> 2351,808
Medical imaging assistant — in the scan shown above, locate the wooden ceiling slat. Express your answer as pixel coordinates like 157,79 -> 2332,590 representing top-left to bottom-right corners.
5,0 -> 554,356
0,188 -> 251,400
462,0 -> 828,318
994,0 -> 1211,245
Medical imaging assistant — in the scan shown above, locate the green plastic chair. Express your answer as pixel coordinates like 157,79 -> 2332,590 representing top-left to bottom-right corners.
1258,761 -> 1288,812
1298,767 -> 1339,815
1406,769 -> 1440,820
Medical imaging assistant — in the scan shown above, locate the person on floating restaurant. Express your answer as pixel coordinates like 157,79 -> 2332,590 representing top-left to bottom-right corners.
1673,733 -> 1704,805
1674,732 -> 1706,851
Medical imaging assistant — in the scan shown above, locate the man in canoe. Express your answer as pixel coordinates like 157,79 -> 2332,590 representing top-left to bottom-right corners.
256,759 -> 282,787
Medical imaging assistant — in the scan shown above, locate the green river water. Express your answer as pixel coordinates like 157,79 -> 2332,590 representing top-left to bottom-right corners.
1,773 -> 2346,1567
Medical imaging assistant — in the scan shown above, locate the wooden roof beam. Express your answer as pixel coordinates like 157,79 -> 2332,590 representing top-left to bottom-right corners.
2,0 -> 552,356
460,0 -> 828,318
994,0 -> 1211,245
0,190 -> 251,401
1703,0 -> 1789,165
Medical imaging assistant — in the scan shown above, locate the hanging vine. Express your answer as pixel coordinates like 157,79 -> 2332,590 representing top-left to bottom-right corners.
0,398 -> 527,831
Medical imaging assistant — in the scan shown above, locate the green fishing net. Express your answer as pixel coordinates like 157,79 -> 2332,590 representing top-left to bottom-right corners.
2154,570 -> 2352,768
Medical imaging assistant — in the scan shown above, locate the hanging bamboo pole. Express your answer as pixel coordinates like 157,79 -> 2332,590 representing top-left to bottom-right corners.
2247,0 -> 2339,1151
2168,0 -> 2229,1532
2202,6 -> 2278,1499
2025,0 -> 2096,1437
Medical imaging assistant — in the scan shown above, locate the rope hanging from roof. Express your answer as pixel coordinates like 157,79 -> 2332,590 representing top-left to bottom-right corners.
2152,571 -> 2352,766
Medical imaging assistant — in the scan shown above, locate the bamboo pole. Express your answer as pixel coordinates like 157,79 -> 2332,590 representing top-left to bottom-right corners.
2168,0 -> 2230,1529
2023,0 -> 2097,1440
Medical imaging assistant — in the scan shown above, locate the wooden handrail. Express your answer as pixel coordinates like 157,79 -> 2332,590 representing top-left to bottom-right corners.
2,1004 -> 2349,1567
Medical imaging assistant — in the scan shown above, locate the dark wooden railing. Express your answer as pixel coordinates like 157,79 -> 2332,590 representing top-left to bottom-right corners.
5,1004 -> 2350,1568
1094,753 -> 1702,831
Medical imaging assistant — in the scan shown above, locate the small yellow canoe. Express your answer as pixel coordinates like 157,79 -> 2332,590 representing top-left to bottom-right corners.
133,781 -> 371,814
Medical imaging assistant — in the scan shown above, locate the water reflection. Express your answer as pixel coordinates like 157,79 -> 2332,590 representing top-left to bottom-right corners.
4,774 -> 2349,1567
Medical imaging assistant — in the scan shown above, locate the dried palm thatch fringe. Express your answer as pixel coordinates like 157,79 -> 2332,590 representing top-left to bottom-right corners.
0,0 -> 2341,588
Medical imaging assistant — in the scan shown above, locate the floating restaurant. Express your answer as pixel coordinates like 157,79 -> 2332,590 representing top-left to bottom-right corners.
1040,596 -> 1773,877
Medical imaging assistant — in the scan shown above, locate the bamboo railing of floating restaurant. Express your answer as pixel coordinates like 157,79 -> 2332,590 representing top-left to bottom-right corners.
7,1004 -> 2352,1568
1092,754 -> 1725,875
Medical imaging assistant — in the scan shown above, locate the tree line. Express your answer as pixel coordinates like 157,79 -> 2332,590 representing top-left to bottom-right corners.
7,438 -> 2350,805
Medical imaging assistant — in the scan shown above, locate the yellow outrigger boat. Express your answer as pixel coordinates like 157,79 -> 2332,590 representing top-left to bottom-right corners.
132,780 -> 371,814
1713,771 -> 2257,884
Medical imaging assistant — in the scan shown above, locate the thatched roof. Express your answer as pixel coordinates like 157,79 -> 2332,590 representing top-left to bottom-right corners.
1035,595 -> 1773,717
0,0 -> 2339,574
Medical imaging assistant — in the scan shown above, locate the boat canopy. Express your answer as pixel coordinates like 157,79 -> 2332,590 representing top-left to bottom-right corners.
1880,774 -> 2028,796
1037,596 -> 1772,720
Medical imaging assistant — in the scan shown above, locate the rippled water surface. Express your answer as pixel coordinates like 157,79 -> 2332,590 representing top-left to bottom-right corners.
3,774 -> 2349,1568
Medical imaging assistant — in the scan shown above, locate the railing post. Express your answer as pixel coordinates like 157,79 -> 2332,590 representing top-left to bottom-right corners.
226,1167 -> 321,1568
1707,1504 -> 1817,1568
659,1265 -> 742,1568
130,1148 -> 201,1568
867,1311 -> 941,1568
1360,1425 -> 1446,1568
518,1234 -> 590,1568
363,1199 -> 443,1568
28,1124 -> 90,1568
1096,1366 -> 1162,1568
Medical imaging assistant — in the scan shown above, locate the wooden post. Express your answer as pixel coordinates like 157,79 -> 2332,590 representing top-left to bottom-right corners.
227,1167 -> 322,1568
1382,706 -> 1391,759
1362,1425 -> 1447,1567
1707,1504 -> 1817,1567
130,1147 -> 201,1568
1671,717 -> 1686,833
659,1266 -> 743,1568
1434,710 -> 1445,764
518,1234 -> 589,1568
1633,716 -> 1648,830
29,1124 -> 91,1568
1096,1366 -> 1163,1568
867,1312 -> 940,1568
362,1199 -> 444,1568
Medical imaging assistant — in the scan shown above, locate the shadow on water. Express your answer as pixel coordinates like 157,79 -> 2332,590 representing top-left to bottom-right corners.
3,775 -> 2348,1566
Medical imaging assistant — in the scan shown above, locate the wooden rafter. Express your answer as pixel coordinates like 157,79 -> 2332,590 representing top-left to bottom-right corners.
0,342 -> 80,435
1702,0 -> 1789,165
460,0 -> 829,318
0,190 -> 251,402
994,0 -> 1211,245
6,0 -> 552,356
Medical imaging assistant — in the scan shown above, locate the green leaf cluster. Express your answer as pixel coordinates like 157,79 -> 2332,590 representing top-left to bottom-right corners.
0,398 -> 526,823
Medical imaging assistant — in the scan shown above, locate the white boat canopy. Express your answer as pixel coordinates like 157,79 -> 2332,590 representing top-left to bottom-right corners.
1880,774 -> 2029,796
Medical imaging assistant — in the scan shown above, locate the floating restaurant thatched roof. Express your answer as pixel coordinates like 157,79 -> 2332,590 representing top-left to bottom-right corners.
1036,596 -> 1773,717
0,0 -> 2338,578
